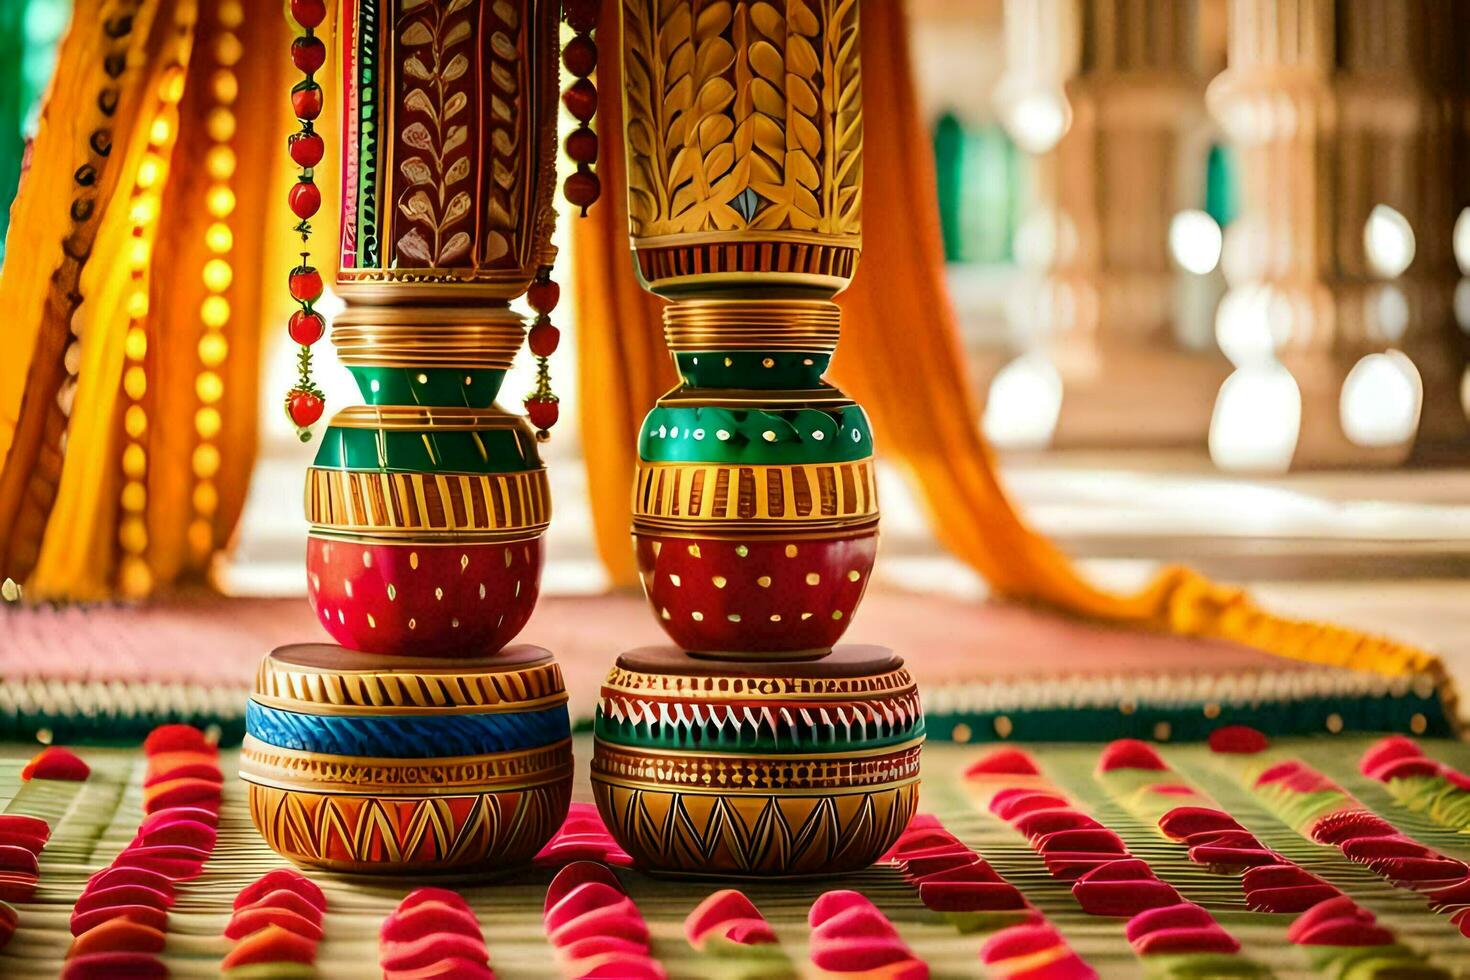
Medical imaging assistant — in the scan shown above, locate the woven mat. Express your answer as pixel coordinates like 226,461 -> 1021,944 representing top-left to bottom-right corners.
1,592 -> 1449,744
2,735 -> 1469,978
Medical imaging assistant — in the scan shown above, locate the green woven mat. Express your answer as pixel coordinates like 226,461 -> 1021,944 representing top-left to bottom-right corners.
2,736 -> 1469,978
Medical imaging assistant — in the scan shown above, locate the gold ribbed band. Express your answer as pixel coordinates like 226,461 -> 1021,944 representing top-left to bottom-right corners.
306,467 -> 550,536
239,736 -> 574,795
257,650 -> 565,710
331,306 -> 526,369
663,299 -> 841,353
327,406 -> 534,432
600,663 -> 915,702
591,740 -> 922,793
633,460 -> 878,528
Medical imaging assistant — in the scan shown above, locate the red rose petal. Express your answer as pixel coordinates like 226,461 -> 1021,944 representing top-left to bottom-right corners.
914,862 -> 1007,885
0,815 -> 50,841
1188,845 -> 1279,868
1072,878 -> 1182,917
1338,836 -> 1431,860
0,829 -> 49,855
979,923 -> 1062,963
808,890 -> 875,929
1124,903 -> 1215,942
0,872 -> 37,902
684,889 -> 763,947
140,805 -> 218,831
558,935 -> 653,961
1359,736 -> 1423,777
235,889 -> 324,925
1015,809 -> 1103,839
902,852 -> 988,880
545,862 -> 624,917
1246,885 -> 1343,914
73,884 -> 173,915
966,748 -> 1040,776
1158,807 -> 1243,841
0,845 -> 38,876
1132,926 -> 1240,955
1367,757 -> 1443,782
61,952 -> 167,979
65,917 -> 166,957
919,880 -> 1029,912
891,829 -> 964,858
1077,859 -> 1155,883
1042,852 -> 1128,880
1241,864 -> 1329,891
549,903 -> 650,949
134,818 -> 215,851
1098,740 -> 1167,773
86,868 -> 174,897
809,935 -> 916,973
223,923 -> 319,968
1294,919 -> 1396,947
1285,896 -> 1375,943
1009,952 -> 1097,980
1425,877 -> 1470,910
384,955 -> 495,980
22,746 -> 90,781
1183,829 -> 1262,849
1253,761 -> 1308,787
143,725 -> 215,756
1367,856 -> 1468,883
546,883 -> 631,935
810,905 -> 901,945
1207,725 -> 1269,754
1309,809 -> 1397,844
1143,784 -> 1200,798
1034,828 -> 1127,855
70,903 -> 168,937
142,762 -> 223,787
141,777 -> 221,814
993,792 -> 1070,822
232,869 -> 325,912
225,904 -> 324,941
573,952 -> 667,979
381,932 -> 489,972
381,901 -> 484,944
723,919 -> 778,945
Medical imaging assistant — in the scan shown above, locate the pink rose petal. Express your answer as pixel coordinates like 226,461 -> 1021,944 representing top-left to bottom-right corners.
1097,740 -> 1167,773
966,748 -> 1040,776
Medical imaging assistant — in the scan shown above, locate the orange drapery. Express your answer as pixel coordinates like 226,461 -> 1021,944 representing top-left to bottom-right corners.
0,0 -> 290,599
571,0 -> 1450,698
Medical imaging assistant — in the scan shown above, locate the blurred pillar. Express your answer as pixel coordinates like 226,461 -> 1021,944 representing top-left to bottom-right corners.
1206,0 -> 1470,470
987,0 -> 1229,450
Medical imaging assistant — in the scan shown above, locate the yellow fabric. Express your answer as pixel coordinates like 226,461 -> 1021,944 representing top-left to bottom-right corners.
0,0 -> 290,599
571,0 -> 1452,708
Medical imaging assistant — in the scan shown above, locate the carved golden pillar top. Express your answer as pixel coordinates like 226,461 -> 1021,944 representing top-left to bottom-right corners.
619,0 -> 863,298
337,0 -> 561,305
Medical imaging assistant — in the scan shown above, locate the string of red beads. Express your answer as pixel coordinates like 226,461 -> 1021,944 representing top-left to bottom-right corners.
524,268 -> 561,440
561,0 -> 600,214
284,0 -> 327,441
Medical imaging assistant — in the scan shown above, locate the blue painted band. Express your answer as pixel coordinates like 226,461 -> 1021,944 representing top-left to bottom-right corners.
244,700 -> 571,758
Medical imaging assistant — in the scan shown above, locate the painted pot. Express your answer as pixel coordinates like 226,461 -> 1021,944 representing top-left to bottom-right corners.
591,645 -> 923,876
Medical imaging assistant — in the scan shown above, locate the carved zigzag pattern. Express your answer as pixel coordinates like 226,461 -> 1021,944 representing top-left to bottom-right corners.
593,780 -> 918,876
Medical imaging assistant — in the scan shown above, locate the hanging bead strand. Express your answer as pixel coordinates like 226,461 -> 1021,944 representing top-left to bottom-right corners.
284,0 -> 327,441
561,0 -> 600,215
524,267 -> 561,441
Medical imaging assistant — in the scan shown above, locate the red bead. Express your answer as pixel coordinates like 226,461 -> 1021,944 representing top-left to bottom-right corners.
289,309 -> 326,345
288,130 -> 324,168
289,266 -> 323,303
526,279 -> 560,315
287,390 -> 324,428
291,82 -> 323,121
525,397 -> 559,431
289,181 -> 321,219
563,0 -> 598,33
528,323 -> 560,357
565,126 -> 598,165
562,35 -> 597,77
562,79 -> 598,123
290,0 -> 326,29
563,171 -> 601,210
291,35 -> 326,75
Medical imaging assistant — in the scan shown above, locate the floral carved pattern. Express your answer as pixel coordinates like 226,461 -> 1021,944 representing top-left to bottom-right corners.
622,0 -> 862,239
395,0 -> 477,267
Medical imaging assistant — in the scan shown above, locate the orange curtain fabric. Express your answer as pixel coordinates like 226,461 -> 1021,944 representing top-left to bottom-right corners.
0,0 -> 288,599
571,0 -> 1450,697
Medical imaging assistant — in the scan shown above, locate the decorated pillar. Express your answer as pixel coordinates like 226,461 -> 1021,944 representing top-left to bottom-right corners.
241,0 -> 585,874
986,0 -> 1230,449
589,0 -> 922,877
1207,0 -> 1469,469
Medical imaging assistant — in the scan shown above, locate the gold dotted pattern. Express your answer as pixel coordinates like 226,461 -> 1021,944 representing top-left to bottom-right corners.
634,459 -> 877,527
601,662 -> 915,702
188,0 -> 242,567
117,30 -> 191,598
305,467 -> 550,534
